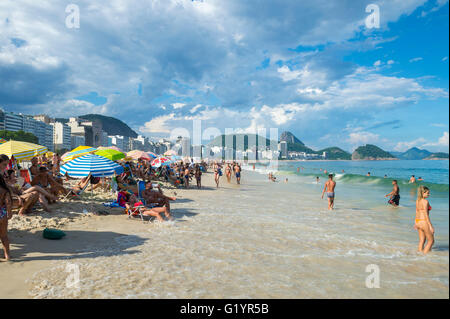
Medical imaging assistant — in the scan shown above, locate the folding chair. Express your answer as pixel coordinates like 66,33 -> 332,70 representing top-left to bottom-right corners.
63,175 -> 91,200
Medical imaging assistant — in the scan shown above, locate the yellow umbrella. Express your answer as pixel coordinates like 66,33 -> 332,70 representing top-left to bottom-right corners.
62,146 -> 97,162
0,140 -> 48,162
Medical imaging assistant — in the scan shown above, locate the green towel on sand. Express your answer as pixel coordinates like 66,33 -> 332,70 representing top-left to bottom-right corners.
43,228 -> 66,240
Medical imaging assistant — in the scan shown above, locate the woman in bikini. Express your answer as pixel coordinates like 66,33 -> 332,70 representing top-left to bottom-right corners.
414,186 -> 434,254
214,162 -> 221,188
225,164 -> 232,183
0,155 -> 13,260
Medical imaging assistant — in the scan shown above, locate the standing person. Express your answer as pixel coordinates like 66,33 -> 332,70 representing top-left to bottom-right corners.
252,164 -> 255,171
29,157 -> 40,177
184,165 -> 190,189
0,154 -> 13,260
195,165 -> 202,189
225,163 -> 232,183
234,163 -> 241,185
214,162 -> 222,188
409,175 -> 416,183
316,176 -> 320,184
414,186 -> 434,254
385,180 -> 400,207
321,174 -> 336,210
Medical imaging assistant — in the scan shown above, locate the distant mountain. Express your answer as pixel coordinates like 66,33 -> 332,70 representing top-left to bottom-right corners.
79,114 -> 138,138
352,144 -> 397,160
395,147 -> 432,160
424,152 -> 449,160
318,147 -> 352,160
280,131 -> 304,145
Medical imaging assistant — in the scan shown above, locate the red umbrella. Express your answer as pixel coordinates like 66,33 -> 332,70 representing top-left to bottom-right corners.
151,157 -> 172,168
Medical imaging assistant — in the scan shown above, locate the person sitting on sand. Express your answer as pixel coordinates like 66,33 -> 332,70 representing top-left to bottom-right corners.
141,182 -> 175,218
321,174 -> 336,210
5,170 -> 40,215
31,167 -> 68,199
414,186 -> 434,254
385,180 -> 400,207
29,157 -> 40,177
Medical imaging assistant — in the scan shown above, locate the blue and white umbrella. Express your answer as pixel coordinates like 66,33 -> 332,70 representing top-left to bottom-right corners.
60,154 -> 124,178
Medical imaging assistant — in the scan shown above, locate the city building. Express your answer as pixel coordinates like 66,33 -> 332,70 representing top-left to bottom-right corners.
51,122 -> 71,151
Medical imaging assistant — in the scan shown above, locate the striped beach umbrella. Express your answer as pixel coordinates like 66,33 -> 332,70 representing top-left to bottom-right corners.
60,154 -> 124,178
0,138 -> 7,144
62,146 -> 97,162
0,140 -> 48,161
151,157 -> 172,168
94,149 -> 125,161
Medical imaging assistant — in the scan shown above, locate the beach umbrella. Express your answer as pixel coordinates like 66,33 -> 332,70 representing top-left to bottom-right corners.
62,146 -> 97,162
97,146 -> 122,152
151,157 -> 172,168
127,150 -> 151,161
147,152 -> 158,159
0,140 -> 48,161
94,149 -> 125,161
0,138 -> 7,144
60,154 -> 124,178
164,149 -> 177,156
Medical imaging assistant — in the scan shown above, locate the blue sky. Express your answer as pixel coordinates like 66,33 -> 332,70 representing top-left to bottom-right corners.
0,0 -> 448,152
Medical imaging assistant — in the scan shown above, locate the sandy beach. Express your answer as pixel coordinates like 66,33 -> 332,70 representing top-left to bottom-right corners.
0,168 -> 448,299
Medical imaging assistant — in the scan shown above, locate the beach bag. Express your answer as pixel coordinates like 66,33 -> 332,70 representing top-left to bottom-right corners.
43,228 -> 66,240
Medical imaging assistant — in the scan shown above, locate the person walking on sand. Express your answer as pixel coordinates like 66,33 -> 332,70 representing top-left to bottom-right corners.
225,163 -> 232,183
414,186 -> 434,254
214,162 -> 222,188
321,174 -> 336,210
234,163 -> 241,185
194,165 -> 202,189
385,180 -> 400,207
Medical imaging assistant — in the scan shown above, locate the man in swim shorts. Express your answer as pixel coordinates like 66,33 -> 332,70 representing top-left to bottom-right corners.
234,163 -> 241,184
385,180 -> 400,207
321,174 -> 336,210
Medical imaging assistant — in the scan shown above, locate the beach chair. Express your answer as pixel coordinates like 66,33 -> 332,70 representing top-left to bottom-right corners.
20,169 -> 33,185
63,175 -> 91,200
126,181 -> 158,223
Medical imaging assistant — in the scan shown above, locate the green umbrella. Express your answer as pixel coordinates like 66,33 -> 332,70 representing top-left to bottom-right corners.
94,149 -> 125,161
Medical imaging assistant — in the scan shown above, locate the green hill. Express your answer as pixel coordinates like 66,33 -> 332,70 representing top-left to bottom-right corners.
318,147 -> 352,160
397,147 -> 432,160
424,152 -> 449,160
79,114 -> 138,138
280,131 -> 304,145
352,144 -> 397,160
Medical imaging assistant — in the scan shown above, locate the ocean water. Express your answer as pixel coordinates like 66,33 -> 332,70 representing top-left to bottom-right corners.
27,160 -> 448,298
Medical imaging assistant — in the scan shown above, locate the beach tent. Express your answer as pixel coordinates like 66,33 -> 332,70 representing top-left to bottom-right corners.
60,154 -> 124,178
62,146 -> 97,162
0,140 -> 48,162
94,149 -> 125,162
127,150 -> 151,161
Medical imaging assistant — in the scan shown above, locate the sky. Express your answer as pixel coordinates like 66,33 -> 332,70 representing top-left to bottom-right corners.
0,0 -> 448,152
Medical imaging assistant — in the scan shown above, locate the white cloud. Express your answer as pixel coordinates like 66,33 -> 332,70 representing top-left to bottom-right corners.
347,131 -> 380,145
423,132 -> 449,148
172,103 -> 186,109
409,57 -> 423,63
139,113 -> 176,133
394,138 -> 427,152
